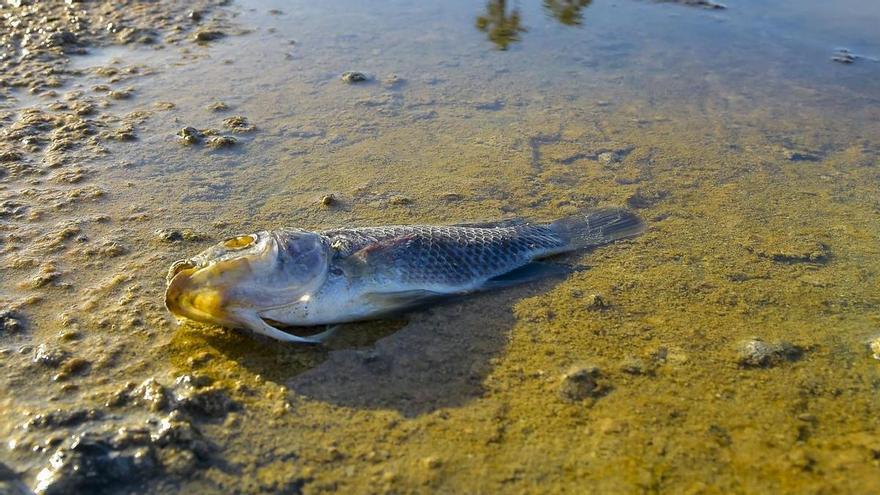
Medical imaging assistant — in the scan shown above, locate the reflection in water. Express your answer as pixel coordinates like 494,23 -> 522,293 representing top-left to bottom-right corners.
476,0 -> 527,50
543,0 -> 593,26
477,0 -> 593,49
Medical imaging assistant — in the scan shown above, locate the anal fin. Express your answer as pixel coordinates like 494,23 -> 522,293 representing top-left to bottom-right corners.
482,262 -> 571,290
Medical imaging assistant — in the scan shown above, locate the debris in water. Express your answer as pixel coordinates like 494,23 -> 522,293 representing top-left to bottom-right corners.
832,49 -> 856,64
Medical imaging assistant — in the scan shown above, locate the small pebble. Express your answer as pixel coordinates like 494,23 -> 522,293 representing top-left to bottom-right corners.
341,71 -> 368,83
207,135 -> 237,148
584,293 -> 608,311
193,30 -> 224,43
0,310 -> 25,334
737,338 -> 803,368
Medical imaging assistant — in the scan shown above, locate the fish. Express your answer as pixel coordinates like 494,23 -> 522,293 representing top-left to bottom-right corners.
164,208 -> 645,343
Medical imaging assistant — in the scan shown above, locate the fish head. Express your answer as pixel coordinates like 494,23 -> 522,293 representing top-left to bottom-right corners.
165,229 -> 330,328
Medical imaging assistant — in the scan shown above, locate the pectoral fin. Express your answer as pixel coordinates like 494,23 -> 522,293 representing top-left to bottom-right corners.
235,310 -> 337,344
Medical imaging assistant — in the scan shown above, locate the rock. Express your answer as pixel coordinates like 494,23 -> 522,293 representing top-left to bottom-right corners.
207,135 -> 237,148
54,357 -> 91,380
222,116 -> 255,133
193,30 -> 224,43
110,427 -> 152,449
158,448 -> 199,476
177,127 -> 202,145
0,310 -> 25,334
207,101 -> 229,112
107,88 -> 132,100
151,416 -> 205,452
737,339 -> 804,368
26,408 -> 103,430
626,187 -> 668,209
174,385 -> 235,417
660,0 -> 726,8
34,433 -> 156,495
155,228 -> 206,243
784,150 -> 821,162
382,74 -> 405,88
598,151 -> 623,165
619,356 -> 647,375
131,378 -> 172,412
0,149 -> 23,162
558,365 -> 609,402
33,345 -> 69,368
583,293 -> 608,311
341,71 -> 368,83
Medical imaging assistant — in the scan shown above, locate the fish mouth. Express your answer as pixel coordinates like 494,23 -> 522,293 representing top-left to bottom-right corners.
164,264 -> 238,327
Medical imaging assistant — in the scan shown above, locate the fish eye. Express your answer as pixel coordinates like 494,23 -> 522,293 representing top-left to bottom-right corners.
222,235 -> 256,250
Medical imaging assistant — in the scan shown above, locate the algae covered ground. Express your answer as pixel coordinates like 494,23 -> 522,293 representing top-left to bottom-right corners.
1,0 -> 879,493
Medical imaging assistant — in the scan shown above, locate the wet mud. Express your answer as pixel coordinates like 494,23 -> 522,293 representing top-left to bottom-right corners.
2,0 -> 880,493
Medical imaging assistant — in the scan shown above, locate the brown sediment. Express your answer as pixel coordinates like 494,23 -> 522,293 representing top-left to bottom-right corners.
1,0 -> 879,494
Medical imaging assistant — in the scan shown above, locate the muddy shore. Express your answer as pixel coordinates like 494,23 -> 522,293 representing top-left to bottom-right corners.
2,1 -> 880,494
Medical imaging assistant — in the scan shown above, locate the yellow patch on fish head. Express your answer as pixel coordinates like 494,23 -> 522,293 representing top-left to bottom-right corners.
165,255 -> 255,327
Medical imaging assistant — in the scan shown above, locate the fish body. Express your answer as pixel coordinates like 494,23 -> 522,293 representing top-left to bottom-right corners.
165,208 -> 644,343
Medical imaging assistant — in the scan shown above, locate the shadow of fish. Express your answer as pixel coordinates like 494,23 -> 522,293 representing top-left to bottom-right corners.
165,208 -> 645,343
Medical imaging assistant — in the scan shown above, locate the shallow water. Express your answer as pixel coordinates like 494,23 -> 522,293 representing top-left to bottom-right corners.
2,0 -> 880,493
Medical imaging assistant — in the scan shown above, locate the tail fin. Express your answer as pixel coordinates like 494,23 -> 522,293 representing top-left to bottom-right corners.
549,208 -> 645,250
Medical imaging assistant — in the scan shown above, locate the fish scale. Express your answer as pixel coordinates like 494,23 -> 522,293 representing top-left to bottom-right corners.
321,224 -> 566,287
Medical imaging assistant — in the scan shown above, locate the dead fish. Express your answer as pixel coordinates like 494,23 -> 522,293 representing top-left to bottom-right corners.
165,208 -> 645,343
